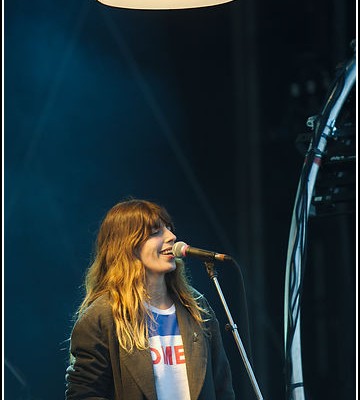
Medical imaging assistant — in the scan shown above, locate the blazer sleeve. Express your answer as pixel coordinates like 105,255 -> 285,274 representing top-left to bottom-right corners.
65,301 -> 115,400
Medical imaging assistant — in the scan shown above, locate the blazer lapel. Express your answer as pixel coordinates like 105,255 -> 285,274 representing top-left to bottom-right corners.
176,303 -> 208,400
121,347 -> 157,400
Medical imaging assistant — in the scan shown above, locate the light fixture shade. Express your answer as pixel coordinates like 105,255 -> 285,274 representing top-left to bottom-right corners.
97,0 -> 233,9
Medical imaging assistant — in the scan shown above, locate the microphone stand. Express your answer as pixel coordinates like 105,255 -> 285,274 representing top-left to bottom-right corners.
204,260 -> 264,400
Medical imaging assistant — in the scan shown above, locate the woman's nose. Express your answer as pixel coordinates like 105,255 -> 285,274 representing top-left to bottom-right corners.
165,227 -> 176,242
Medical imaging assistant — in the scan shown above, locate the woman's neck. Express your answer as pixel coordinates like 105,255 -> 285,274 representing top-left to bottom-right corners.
146,277 -> 173,310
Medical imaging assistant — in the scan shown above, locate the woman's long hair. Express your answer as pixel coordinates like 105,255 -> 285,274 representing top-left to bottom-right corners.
76,199 -> 208,352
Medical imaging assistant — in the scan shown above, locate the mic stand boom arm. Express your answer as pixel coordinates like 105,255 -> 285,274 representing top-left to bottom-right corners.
204,261 -> 264,400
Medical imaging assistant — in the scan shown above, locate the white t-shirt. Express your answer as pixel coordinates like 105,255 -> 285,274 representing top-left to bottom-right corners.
148,304 -> 191,400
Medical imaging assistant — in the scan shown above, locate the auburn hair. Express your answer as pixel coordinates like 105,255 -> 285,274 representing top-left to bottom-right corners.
76,199 -> 209,352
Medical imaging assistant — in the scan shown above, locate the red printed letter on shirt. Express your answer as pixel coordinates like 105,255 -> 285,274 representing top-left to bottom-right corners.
174,345 -> 186,364
150,347 -> 161,364
162,346 -> 173,365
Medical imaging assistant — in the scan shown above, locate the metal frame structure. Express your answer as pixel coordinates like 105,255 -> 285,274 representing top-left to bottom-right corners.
283,46 -> 356,400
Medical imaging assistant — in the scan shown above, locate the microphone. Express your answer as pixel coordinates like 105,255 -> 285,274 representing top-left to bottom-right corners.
172,241 -> 232,262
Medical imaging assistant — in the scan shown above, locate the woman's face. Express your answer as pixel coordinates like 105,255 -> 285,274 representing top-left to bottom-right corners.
138,223 -> 177,277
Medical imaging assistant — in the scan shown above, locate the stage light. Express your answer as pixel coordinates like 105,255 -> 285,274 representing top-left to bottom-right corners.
96,0 -> 233,10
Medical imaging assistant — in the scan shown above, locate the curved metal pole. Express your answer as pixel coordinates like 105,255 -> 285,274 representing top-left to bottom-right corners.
283,50 -> 356,400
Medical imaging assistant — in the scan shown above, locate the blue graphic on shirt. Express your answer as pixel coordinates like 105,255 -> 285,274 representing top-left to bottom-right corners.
148,312 -> 180,338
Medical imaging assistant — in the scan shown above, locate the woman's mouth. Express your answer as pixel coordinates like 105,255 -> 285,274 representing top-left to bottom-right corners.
159,247 -> 174,256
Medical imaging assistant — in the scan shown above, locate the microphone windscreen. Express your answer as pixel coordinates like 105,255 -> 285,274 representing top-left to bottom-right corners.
172,241 -> 187,257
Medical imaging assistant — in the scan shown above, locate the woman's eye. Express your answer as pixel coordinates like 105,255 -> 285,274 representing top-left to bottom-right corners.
149,224 -> 172,236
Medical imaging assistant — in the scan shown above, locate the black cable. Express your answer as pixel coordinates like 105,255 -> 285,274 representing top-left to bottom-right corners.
229,257 -> 254,365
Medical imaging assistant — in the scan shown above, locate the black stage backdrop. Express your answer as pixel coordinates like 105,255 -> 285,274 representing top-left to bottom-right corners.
4,0 -> 356,399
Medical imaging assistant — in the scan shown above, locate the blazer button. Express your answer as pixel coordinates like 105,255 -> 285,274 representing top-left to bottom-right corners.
193,332 -> 198,342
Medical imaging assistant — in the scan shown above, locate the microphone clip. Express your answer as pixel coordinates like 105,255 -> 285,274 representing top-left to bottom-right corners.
204,260 -> 218,280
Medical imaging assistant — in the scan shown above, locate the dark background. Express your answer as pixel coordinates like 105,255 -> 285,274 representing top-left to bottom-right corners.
4,0 -> 356,399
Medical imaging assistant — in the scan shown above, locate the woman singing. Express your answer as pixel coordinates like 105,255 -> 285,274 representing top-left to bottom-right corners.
65,199 -> 235,400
